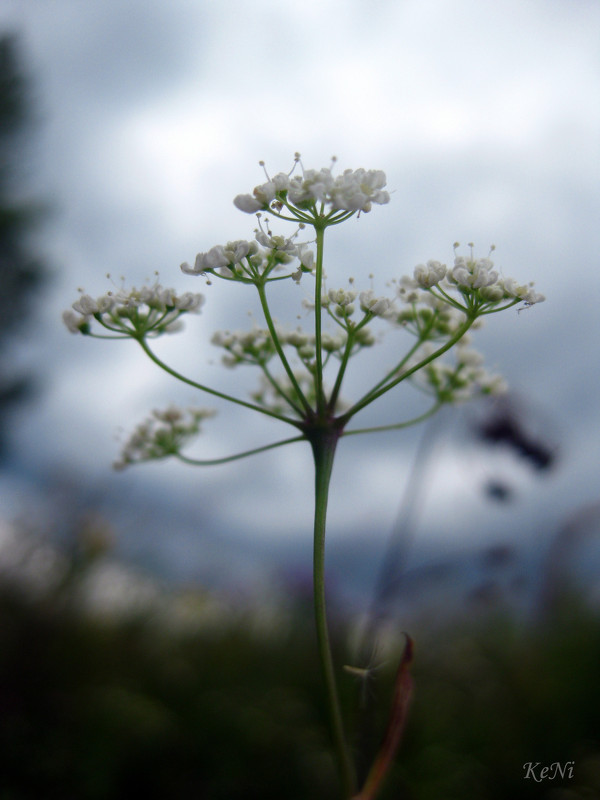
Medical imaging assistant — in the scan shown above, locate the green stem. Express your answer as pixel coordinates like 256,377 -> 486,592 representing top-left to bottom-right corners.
342,400 -> 442,436
327,329 -> 356,414
339,315 -> 475,424
341,316 -> 438,418
260,362 -> 305,418
255,281 -> 313,417
137,337 -> 299,427
310,427 -> 356,798
175,435 -> 305,466
313,225 -> 326,413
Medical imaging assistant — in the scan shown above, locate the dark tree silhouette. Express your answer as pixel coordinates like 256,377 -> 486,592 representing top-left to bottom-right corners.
0,33 -> 47,459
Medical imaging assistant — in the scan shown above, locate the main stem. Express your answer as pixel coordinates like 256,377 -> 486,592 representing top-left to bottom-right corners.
310,427 -> 356,798
314,225 -> 326,413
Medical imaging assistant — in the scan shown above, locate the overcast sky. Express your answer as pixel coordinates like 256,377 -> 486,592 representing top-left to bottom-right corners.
1,0 -> 599,587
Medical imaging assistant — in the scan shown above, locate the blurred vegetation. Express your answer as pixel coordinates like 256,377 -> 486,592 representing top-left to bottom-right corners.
0,520 -> 599,800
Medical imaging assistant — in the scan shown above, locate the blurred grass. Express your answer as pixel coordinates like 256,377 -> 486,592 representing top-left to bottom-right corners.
0,532 -> 599,799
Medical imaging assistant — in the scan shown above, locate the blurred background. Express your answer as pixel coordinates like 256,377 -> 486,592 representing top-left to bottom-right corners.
0,1 -> 599,797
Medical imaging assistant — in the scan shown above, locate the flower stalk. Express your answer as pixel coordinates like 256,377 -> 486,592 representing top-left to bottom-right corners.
309,425 -> 356,797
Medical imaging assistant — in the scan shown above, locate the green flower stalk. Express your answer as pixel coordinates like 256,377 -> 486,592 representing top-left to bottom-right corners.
64,154 -> 544,800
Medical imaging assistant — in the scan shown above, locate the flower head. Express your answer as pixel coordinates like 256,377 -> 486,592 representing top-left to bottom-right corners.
409,244 -> 545,313
234,155 -> 390,219
406,342 -> 508,403
211,327 -> 277,367
114,406 -> 216,470
181,220 -> 315,284
64,280 -> 204,338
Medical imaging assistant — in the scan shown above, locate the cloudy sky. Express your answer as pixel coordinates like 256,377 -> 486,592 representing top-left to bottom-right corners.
1,0 -> 599,590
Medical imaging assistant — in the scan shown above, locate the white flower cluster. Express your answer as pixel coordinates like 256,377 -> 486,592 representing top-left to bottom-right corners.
63,283 -> 204,337
211,327 -> 277,367
279,327 -> 348,359
181,232 -> 314,283
181,239 -> 258,276
114,406 -> 216,470
394,278 -> 475,339
326,288 -> 357,318
306,287 -> 395,324
234,156 -> 390,215
211,324 -> 367,369
409,342 -> 507,403
411,247 -> 545,307
250,372 -> 347,417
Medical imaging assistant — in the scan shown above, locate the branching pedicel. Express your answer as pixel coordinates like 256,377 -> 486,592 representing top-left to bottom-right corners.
64,154 -> 544,800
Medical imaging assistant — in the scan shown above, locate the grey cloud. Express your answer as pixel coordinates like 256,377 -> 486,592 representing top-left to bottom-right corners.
1,0 -> 599,590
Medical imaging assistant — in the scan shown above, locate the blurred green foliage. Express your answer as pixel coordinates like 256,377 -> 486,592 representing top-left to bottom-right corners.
0,530 -> 599,800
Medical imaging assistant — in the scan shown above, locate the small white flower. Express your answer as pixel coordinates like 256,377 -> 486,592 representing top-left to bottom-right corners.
202,245 -> 230,270
153,406 -> 184,424
330,168 -> 390,212
96,294 -> 115,313
297,244 -> 315,270
414,260 -> 447,288
175,292 -> 205,312
271,172 -> 291,191
253,181 -> 278,205
288,168 -> 335,206
284,330 -> 310,348
479,284 -> 505,302
224,240 -> 257,263
396,275 -> 423,304
72,294 -> 99,315
456,346 -> 485,367
359,290 -> 393,317
448,251 -> 499,290
450,266 -> 472,287
328,288 -> 356,306
233,193 -> 264,213
63,309 -> 85,333
321,332 -> 346,352
503,278 -> 545,305
471,262 -> 498,288
522,288 -> 545,305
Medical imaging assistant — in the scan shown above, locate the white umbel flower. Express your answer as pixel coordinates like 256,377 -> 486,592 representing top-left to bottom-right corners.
235,156 -> 390,216
64,282 -> 204,337
114,406 -> 216,470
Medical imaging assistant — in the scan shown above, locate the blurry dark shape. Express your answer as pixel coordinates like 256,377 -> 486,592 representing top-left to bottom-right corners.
367,414 -> 445,627
480,543 -> 516,571
509,573 -> 527,595
484,479 -> 512,502
537,501 -> 600,622
466,580 -> 502,607
474,394 -> 557,471
0,33 -> 47,460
